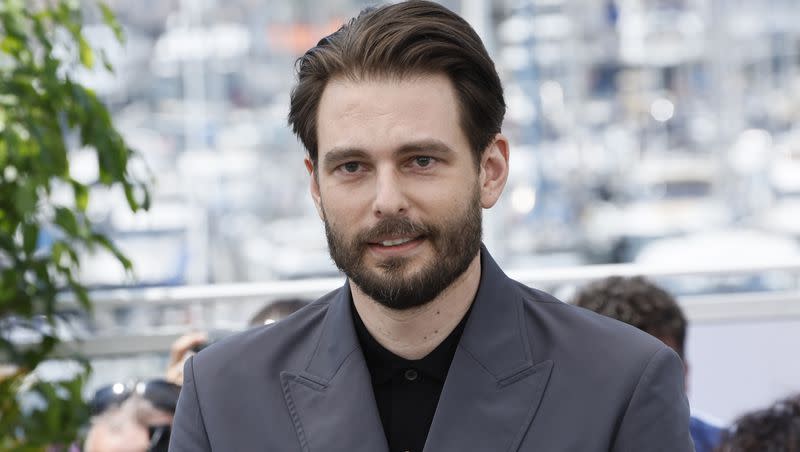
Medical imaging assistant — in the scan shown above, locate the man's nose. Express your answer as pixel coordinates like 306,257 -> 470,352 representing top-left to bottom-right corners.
372,167 -> 408,217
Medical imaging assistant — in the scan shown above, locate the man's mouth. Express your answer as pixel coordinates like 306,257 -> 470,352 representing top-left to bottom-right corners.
369,236 -> 424,248
379,237 -> 415,246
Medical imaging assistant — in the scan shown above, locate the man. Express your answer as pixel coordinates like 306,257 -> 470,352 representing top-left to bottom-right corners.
572,276 -> 723,452
85,393 -> 173,452
84,406 -> 149,452
170,2 -> 693,451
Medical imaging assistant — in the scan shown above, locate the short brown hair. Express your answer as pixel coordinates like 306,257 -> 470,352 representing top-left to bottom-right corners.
288,0 -> 505,166
571,276 -> 687,359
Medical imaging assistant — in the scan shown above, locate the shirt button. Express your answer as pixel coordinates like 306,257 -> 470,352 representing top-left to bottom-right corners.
404,369 -> 418,381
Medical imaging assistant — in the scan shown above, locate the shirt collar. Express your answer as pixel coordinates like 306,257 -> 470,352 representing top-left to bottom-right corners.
352,300 -> 471,385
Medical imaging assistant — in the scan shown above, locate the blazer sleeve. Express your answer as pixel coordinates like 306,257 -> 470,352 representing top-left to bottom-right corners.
612,347 -> 695,452
169,356 -> 212,452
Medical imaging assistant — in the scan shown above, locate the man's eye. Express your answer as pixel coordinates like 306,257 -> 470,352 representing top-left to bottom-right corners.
341,162 -> 361,173
415,156 -> 433,167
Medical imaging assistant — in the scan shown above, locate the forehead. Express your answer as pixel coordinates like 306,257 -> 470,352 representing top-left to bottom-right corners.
315,74 -> 469,157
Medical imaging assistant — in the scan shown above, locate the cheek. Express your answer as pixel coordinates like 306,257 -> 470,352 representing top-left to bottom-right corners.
319,184 -> 368,223
412,178 -> 475,215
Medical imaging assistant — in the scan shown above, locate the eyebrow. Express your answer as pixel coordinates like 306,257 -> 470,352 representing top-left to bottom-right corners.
395,140 -> 455,158
322,139 -> 455,169
322,148 -> 368,170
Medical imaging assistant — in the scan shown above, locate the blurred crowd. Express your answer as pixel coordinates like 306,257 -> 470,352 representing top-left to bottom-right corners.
81,299 -> 306,451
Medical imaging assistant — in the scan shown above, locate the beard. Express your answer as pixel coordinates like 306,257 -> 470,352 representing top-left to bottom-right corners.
322,186 -> 482,310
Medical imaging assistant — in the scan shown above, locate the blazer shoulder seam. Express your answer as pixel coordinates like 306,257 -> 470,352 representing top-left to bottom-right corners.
513,281 -> 566,306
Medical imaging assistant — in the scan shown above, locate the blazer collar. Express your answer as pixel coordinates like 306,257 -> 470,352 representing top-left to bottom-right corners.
422,246 -> 554,451
459,245 -> 534,377
280,281 -> 389,452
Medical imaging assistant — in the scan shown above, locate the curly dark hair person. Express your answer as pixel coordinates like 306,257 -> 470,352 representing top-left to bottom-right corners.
571,276 -> 687,359
716,393 -> 800,451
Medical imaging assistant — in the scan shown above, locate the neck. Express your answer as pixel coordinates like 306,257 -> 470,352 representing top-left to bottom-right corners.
351,253 -> 481,360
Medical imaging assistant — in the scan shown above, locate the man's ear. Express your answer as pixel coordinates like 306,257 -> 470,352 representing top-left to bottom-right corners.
479,134 -> 510,209
305,157 -> 324,220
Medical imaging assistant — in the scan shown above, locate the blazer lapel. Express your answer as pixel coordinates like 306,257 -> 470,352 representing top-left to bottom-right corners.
423,248 -> 554,452
281,283 -> 389,452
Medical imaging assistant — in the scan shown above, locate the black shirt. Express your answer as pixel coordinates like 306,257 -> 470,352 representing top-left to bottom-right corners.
352,304 -> 469,452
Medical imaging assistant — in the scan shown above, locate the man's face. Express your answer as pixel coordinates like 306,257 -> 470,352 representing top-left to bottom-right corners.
308,74 -> 502,310
84,413 -> 149,452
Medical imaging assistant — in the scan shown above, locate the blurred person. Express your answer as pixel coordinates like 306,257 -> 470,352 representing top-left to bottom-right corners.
84,405 -> 149,452
716,393 -> 800,451
164,332 -> 207,387
248,298 -> 309,326
164,299 -> 308,386
170,2 -> 693,451
572,276 -> 723,452
87,380 -> 180,452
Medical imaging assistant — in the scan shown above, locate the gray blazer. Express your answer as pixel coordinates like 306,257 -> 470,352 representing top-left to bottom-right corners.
170,248 -> 694,451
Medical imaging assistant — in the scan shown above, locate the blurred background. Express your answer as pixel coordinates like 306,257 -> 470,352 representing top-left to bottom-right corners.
46,0 -> 800,425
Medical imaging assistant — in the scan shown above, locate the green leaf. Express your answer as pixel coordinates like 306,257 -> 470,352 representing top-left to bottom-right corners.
66,276 -> 90,311
0,132 -> 7,156
78,36 -> 94,69
98,2 -> 125,43
0,0 -> 148,443
99,48 -> 114,72
92,232 -> 132,271
0,268 -> 22,307
52,241 -> 67,267
21,223 -> 38,255
38,383 -> 61,433
27,119 -> 68,178
53,207 -> 80,238
13,180 -> 37,217
31,12 -> 54,53
0,9 -> 27,43
71,283 -> 90,311
70,179 -> 89,212
141,182 -> 151,210
0,36 -> 24,55
123,181 -> 140,211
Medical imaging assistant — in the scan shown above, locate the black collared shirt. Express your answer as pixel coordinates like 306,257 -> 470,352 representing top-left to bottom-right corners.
352,304 -> 469,452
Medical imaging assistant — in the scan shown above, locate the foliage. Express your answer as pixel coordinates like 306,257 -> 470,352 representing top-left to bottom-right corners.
0,0 -> 148,448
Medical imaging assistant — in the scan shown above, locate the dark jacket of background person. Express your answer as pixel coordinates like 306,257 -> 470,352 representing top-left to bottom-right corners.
169,249 -> 693,451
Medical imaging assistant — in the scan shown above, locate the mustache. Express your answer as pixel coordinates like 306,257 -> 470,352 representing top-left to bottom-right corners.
356,217 -> 434,244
